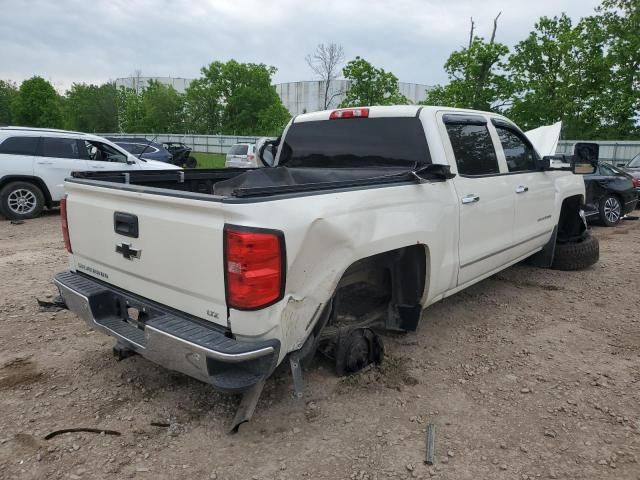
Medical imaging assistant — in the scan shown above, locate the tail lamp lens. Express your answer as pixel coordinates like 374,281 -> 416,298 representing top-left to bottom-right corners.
60,195 -> 72,253
329,108 -> 370,119
224,226 -> 285,310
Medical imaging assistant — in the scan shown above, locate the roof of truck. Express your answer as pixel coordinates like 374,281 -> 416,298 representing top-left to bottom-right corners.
293,105 -> 508,123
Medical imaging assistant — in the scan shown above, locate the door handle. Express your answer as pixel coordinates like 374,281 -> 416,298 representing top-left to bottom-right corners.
461,194 -> 480,204
515,185 -> 529,194
37,161 -> 53,165
91,165 -> 105,169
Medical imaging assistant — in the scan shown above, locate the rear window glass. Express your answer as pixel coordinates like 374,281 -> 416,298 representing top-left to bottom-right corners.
229,144 -> 249,155
445,124 -> 499,176
0,136 -> 39,156
279,117 -> 431,168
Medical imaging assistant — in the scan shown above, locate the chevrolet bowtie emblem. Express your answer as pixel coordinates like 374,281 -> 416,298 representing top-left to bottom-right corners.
116,243 -> 142,260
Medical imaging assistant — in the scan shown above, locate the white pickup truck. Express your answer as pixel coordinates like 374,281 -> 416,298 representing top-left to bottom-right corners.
54,106 -> 599,427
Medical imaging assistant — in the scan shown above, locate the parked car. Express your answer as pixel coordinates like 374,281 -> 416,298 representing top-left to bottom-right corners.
55,106 -> 599,429
621,153 -> 640,199
225,143 -> 257,168
106,137 -> 173,164
163,142 -> 197,168
0,127 -> 180,220
582,162 -> 638,226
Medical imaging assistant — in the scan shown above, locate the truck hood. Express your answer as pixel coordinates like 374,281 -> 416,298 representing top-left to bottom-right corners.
525,121 -> 562,157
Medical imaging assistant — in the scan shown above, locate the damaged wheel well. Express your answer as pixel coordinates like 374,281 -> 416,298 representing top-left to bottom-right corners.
557,195 -> 586,243
330,245 -> 428,332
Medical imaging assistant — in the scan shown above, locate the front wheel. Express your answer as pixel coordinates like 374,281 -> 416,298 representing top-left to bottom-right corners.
599,194 -> 622,227
0,181 -> 45,220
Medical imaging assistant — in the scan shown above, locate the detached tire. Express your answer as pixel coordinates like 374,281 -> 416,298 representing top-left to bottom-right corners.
0,181 -> 45,220
552,234 -> 599,271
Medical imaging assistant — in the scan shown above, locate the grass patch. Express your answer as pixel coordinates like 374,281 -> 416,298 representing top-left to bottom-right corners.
192,152 -> 226,169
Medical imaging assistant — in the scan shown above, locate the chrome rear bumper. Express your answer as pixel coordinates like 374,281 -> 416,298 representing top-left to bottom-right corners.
55,271 -> 279,393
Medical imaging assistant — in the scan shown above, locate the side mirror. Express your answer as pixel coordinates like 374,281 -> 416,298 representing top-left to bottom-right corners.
537,155 -> 572,171
572,142 -> 599,175
256,137 -> 279,167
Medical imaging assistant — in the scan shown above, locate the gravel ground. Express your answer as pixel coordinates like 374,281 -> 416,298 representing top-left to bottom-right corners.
0,212 -> 639,480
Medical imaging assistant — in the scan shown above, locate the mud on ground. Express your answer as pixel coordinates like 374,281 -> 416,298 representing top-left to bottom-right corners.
0,212 -> 639,480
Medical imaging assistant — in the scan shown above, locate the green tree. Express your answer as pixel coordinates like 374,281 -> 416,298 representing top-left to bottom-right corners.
596,0 -> 640,138
0,80 -> 17,125
185,64 -> 224,134
339,57 -> 408,107
507,14 -> 613,139
185,60 -> 290,135
139,80 -> 185,133
117,87 -> 145,132
422,14 -> 511,111
256,102 -> 292,136
12,76 -> 63,128
64,82 -> 118,132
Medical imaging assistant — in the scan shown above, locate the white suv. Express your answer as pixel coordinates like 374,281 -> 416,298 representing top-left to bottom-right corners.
225,143 -> 257,168
0,127 -> 180,220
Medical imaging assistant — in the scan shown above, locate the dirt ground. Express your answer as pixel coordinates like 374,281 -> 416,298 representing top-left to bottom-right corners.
0,212 -> 639,480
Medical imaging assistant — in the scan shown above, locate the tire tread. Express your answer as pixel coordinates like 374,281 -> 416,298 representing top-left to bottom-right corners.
552,234 -> 599,271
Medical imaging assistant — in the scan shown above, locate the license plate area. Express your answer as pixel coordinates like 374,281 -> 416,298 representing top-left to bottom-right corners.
117,298 -> 148,330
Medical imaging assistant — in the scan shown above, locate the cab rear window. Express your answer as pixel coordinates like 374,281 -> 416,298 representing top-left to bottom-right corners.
279,117 -> 431,168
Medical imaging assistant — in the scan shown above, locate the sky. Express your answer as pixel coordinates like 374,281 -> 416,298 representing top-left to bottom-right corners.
0,0 -> 602,92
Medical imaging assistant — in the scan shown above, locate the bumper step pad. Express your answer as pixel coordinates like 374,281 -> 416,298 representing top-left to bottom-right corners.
54,271 -> 279,394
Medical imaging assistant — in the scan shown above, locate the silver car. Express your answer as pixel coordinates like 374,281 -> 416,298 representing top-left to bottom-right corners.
225,143 -> 257,168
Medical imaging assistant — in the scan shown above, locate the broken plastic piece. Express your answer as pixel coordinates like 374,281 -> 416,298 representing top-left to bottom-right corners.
289,353 -> 304,399
229,379 -> 266,434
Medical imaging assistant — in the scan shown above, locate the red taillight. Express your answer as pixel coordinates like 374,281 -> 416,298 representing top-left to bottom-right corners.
329,107 -> 369,119
224,226 -> 285,310
60,195 -> 72,253
247,154 -> 255,161
632,177 -> 640,187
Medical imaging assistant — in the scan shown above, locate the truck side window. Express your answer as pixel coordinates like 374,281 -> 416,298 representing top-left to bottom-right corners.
495,126 -> 537,172
445,123 -> 499,176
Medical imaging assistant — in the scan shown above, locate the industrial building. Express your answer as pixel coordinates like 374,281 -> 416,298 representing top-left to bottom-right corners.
275,80 -> 431,115
114,77 -> 431,115
114,76 -> 193,94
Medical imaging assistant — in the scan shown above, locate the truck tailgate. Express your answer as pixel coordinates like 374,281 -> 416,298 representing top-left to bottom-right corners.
64,181 -> 228,328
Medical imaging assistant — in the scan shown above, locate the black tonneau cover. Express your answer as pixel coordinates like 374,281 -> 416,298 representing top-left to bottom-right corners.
212,166 -> 416,197
71,164 -> 453,199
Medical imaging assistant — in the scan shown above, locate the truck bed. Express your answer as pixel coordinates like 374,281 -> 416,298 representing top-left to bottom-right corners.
70,166 -> 449,200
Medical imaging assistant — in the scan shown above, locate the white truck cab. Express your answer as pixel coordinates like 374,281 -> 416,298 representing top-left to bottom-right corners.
0,127 -> 180,220
54,106 -> 599,428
